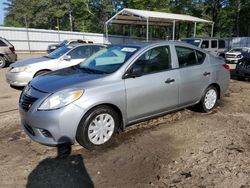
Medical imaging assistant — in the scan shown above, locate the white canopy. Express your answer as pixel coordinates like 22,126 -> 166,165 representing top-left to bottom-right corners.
105,8 -> 214,41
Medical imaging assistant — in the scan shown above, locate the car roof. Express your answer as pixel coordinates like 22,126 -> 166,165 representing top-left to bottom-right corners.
67,43 -> 107,48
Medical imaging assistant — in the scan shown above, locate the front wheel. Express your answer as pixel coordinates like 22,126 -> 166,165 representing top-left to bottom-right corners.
198,86 -> 218,112
76,105 -> 120,150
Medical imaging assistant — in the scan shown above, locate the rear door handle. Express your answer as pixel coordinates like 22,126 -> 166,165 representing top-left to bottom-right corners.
165,78 -> 175,84
203,72 -> 211,76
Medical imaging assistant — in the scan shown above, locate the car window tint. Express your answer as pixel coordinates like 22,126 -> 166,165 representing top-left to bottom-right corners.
176,46 -> 204,68
219,40 -> 225,48
68,46 -> 92,59
196,50 -> 206,64
201,40 -> 209,48
133,46 -> 171,75
92,45 -> 105,53
0,40 -> 7,47
211,40 -> 217,48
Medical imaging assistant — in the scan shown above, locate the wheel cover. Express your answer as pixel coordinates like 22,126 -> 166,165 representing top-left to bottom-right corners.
87,113 -> 115,145
0,58 -> 4,67
204,89 -> 217,110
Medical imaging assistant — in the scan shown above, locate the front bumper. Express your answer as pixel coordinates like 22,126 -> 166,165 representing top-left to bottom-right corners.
6,70 -> 34,87
20,103 -> 85,146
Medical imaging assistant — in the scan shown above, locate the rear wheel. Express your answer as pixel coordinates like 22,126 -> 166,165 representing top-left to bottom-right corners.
198,86 -> 218,112
0,56 -> 6,68
76,105 -> 119,150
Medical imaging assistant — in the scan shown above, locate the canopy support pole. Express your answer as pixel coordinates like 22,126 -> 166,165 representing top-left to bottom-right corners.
194,22 -> 197,37
146,18 -> 149,41
211,22 -> 214,37
105,23 -> 108,43
172,20 -> 176,40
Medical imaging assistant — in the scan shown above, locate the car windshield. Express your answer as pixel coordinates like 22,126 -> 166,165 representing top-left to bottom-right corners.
230,48 -> 248,52
59,40 -> 68,46
79,45 -> 140,74
46,45 -> 72,59
181,39 -> 201,47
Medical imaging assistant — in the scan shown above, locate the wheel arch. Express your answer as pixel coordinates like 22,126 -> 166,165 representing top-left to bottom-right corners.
33,69 -> 52,78
79,103 -> 124,132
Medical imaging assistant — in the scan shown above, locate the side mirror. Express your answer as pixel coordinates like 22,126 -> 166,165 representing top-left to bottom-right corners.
62,55 -> 71,61
123,64 -> 143,79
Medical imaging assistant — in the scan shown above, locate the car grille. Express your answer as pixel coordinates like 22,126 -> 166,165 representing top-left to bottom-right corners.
225,54 -> 236,58
20,94 -> 38,111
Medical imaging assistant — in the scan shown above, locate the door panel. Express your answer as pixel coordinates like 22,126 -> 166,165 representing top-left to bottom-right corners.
124,45 -> 179,123
125,70 -> 179,122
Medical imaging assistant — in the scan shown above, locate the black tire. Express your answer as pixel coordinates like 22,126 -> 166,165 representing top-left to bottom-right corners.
198,86 -> 218,113
76,105 -> 120,150
0,56 -> 6,68
236,75 -> 245,81
34,70 -> 50,77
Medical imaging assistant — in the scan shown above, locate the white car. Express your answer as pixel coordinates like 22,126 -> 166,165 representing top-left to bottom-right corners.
6,44 -> 106,88
225,47 -> 250,64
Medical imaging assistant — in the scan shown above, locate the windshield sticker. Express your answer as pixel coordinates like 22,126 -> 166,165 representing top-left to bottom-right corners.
194,40 -> 201,42
121,47 -> 137,52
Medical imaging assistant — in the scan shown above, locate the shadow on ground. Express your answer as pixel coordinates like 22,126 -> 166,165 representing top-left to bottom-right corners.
26,137 -> 94,188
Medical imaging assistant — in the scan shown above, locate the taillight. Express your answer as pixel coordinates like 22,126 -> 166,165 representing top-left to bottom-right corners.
223,64 -> 230,70
9,46 -> 15,52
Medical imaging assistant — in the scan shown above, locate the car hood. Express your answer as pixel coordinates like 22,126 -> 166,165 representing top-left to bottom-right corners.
11,56 -> 54,67
30,66 -> 108,93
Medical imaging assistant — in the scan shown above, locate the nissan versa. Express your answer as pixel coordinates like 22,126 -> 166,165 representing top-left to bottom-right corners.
19,41 -> 230,150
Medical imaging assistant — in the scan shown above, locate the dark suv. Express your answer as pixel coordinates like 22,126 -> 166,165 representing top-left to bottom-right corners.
235,51 -> 250,79
0,37 -> 17,68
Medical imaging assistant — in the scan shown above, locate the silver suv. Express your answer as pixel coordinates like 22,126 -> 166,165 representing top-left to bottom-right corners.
19,41 -> 230,150
0,37 -> 17,68
181,37 -> 227,57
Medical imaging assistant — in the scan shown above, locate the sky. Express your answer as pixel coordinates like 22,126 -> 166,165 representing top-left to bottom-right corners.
0,0 -> 6,25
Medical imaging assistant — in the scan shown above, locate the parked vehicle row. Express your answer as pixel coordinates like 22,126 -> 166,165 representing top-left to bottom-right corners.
17,41 -> 230,150
0,37 -> 17,68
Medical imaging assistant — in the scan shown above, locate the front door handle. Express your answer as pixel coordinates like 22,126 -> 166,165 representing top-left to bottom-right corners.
165,78 -> 175,84
203,72 -> 211,76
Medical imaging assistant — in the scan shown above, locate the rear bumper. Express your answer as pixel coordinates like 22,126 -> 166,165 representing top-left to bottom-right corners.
4,53 -> 17,63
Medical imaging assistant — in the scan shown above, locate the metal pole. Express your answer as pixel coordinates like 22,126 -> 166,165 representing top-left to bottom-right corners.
194,22 -> 197,37
25,15 -> 31,53
146,18 -> 149,41
211,22 -> 214,37
172,20 -> 176,40
105,23 -> 108,43
57,18 -> 60,42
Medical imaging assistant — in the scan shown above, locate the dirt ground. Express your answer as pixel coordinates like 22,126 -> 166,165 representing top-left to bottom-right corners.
0,55 -> 249,188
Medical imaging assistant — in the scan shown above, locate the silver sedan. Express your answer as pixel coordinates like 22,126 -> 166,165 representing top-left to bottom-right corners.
6,44 -> 106,88
19,41 -> 230,150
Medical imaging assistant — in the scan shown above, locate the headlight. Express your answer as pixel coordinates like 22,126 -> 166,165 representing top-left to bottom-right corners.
10,66 -> 31,73
236,55 -> 243,58
38,89 -> 84,110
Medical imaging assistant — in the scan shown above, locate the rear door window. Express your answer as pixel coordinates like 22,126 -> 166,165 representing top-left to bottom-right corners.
211,40 -> 218,48
218,40 -> 225,49
175,46 -> 206,68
